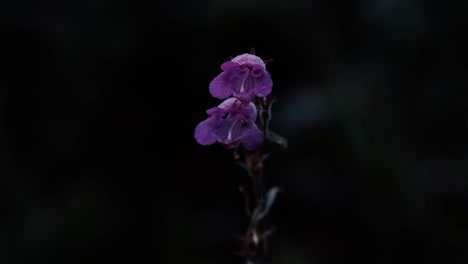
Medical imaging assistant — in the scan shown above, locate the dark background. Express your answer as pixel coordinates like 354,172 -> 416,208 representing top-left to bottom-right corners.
1,0 -> 468,263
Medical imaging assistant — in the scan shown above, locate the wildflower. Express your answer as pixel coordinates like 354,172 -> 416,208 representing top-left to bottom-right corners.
194,97 -> 263,151
209,53 -> 273,102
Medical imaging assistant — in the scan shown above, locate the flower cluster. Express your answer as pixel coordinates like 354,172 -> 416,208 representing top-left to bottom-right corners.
194,53 -> 273,151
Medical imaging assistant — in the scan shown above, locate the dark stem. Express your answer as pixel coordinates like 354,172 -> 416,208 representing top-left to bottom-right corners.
237,95 -> 278,264
242,152 -> 270,264
251,152 -> 264,202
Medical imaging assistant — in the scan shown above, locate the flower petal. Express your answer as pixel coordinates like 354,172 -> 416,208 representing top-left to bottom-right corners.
253,72 -> 273,97
209,53 -> 272,102
231,53 -> 266,69
195,98 -> 262,150
209,72 -> 234,99
206,106 -> 225,117
220,61 -> 239,71
194,118 -> 218,146
241,123 -> 263,151
239,102 -> 257,120
217,97 -> 239,110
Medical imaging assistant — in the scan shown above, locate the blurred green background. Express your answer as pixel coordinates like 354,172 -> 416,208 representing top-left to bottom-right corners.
0,0 -> 468,263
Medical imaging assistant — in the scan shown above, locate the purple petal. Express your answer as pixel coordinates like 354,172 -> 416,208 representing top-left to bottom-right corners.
220,61 -> 239,71
218,98 -> 257,120
212,67 -> 251,100
253,71 -> 273,97
217,97 -> 239,110
206,106 -> 225,116
195,98 -> 262,150
212,119 -> 233,141
194,118 -> 218,146
209,72 -> 234,99
242,124 -> 263,151
231,53 -> 266,69
232,88 -> 254,103
209,53 -> 272,101
238,102 -> 258,120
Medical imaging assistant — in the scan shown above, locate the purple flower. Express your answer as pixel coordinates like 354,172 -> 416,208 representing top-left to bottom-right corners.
194,97 -> 263,151
209,53 -> 273,102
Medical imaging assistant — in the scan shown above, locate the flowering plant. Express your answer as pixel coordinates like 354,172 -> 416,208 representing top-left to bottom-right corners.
194,97 -> 263,151
195,50 -> 287,264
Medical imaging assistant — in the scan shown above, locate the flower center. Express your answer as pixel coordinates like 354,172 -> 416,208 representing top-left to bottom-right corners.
240,68 -> 254,93
227,115 -> 246,141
